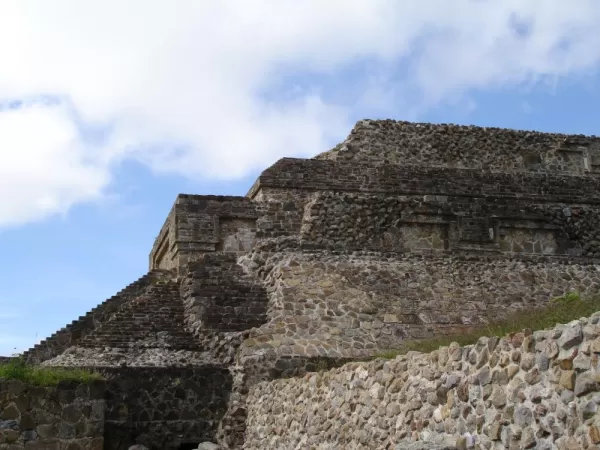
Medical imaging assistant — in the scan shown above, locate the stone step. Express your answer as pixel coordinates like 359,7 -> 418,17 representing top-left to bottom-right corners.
78,279 -> 200,351
22,271 -> 177,362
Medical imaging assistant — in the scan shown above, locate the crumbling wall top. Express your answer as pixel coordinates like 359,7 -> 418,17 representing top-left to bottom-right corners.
315,119 -> 600,174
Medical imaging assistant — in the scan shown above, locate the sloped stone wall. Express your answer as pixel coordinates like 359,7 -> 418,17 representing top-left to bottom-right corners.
244,312 -> 600,450
0,379 -> 105,450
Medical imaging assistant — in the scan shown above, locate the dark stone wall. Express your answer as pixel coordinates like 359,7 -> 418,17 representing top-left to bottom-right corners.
0,378 -> 105,449
179,253 -> 268,367
149,203 -> 178,271
181,253 -> 268,334
101,367 -> 232,450
315,119 -> 600,174
299,192 -> 600,258
253,188 -> 312,239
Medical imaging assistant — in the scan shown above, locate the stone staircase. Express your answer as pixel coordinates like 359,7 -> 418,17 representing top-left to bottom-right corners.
22,270 -> 174,363
79,280 -> 200,350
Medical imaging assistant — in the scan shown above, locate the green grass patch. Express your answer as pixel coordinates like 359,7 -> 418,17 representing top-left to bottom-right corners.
375,292 -> 600,359
0,357 -> 103,386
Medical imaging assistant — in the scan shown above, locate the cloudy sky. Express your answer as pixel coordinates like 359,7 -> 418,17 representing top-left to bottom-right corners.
1,0 -> 600,355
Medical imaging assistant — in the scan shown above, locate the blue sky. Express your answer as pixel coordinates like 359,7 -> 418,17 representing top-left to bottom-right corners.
1,1 -> 600,355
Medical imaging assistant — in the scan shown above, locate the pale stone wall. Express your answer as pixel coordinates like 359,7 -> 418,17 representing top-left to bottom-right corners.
218,218 -> 256,252
244,311 -> 600,450
239,249 -> 600,360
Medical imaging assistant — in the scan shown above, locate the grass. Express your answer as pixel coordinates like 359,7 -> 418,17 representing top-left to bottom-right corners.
375,291 -> 600,359
0,357 -> 103,386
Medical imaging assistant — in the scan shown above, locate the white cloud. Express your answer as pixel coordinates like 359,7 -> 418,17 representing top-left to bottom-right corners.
0,0 -> 600,227
0,102 -> 109,227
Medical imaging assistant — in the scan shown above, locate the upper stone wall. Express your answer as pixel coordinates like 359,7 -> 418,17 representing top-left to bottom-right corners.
299,192 -> 600,258
315,119 -> 600,175
249,158 -> 600,203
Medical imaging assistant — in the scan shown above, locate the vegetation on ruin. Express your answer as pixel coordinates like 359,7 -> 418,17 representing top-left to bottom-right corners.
0,356 -> 103,386
375,291 -> 600,359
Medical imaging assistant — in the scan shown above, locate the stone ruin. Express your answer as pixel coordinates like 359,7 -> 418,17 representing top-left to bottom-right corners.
16,120 -> 600,449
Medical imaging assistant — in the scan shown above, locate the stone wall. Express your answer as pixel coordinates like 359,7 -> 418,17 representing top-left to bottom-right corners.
299,192 -> 600,257
250,159 -> 600,203
253,188 -> 312,240
180,253 -> 268,366
0,379 -> 105,450
101,367 -> 231,450
149,195 -> 259,273
239,249 -> 600,360
244,311 -> 600,450
315,119 -> 600,175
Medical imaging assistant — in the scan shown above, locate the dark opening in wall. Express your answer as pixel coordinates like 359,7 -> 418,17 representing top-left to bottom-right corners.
178,444 -> 200,450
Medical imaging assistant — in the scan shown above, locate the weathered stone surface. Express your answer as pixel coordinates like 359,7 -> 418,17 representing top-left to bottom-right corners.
197,443 -> 221,450
558,323 -> 584,350
244,316 -> 600,449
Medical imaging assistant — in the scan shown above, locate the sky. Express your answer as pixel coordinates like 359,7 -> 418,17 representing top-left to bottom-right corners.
1,0 -> 600,356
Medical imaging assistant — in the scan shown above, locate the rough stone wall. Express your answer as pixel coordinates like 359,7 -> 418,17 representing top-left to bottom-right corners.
252,188 -> 313,239
299,192 -> 600,257
239,249 -> 600,360
250,159 -> 600,202
315,119 -> 600,175
244,311 -> 600,450
101,367 -> 231,450
182,253 -> 268,334
0,379 -> 105,450
22,270 -> 173,365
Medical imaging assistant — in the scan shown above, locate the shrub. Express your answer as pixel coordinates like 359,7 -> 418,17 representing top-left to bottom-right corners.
375,292 -> 600,359
0,357 -> 103,386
